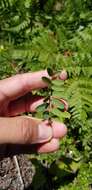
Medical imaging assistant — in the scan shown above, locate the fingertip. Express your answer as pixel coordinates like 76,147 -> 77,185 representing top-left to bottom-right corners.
59,70 -> 68,80
37,138 -> 59,153
30,97 -> 44,112
52,121 -> 67,138
42,120 -> 67,139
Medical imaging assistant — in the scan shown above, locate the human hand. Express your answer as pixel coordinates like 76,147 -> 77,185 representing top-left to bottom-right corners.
0,70 -> 68,156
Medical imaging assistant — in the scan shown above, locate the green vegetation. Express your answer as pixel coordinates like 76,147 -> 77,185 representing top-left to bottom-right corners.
0,0 -> 92,189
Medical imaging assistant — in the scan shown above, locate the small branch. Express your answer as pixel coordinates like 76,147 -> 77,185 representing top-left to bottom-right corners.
13,156 -> 24,190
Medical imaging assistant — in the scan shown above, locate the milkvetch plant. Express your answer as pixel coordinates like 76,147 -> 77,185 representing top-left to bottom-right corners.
34,68 -> 71,124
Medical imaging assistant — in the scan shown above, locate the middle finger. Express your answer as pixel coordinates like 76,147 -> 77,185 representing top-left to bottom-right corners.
3,93 -> 68,116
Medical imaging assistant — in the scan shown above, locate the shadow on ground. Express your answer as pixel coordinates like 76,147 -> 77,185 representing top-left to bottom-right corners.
25,158 -> 78,190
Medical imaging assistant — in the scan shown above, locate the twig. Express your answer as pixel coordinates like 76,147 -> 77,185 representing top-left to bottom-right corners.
13,156 -> 24,190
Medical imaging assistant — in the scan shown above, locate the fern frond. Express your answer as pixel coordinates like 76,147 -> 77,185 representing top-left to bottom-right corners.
3,18 -> 30,32
0,0 -> 14,9
81,94 -> 92,105
60,77 -> 92,126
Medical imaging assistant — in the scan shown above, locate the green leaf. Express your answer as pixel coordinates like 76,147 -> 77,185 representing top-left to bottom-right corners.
51,108 -> 63,117
52,86 -> 64,92
61,112 -> 71,119
36,103 -> 48,112
43,111 -> 50,120
52,80 -> 64,86
42,77 -> 51,85
47,68 -> 53,76
52,91 -> 64,98
69,160 -> 82,173
51,98 -> 65,110
35,112 -> 43,119
51,108 -> 71,120
58,104 -> 65,110
52,98 -> 61,105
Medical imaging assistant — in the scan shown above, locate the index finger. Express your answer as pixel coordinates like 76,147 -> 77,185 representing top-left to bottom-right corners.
0,70 -> 50,102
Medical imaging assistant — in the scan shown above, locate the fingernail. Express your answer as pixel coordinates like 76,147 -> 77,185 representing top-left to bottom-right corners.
32,123 -> 53,144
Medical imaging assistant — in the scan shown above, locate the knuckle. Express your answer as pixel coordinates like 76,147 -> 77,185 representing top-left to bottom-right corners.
16,74 -> 29,92
20,118 -> 32,144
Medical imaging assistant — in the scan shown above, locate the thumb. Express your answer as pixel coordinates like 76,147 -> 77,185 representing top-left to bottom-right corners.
0,116 -> 53,144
